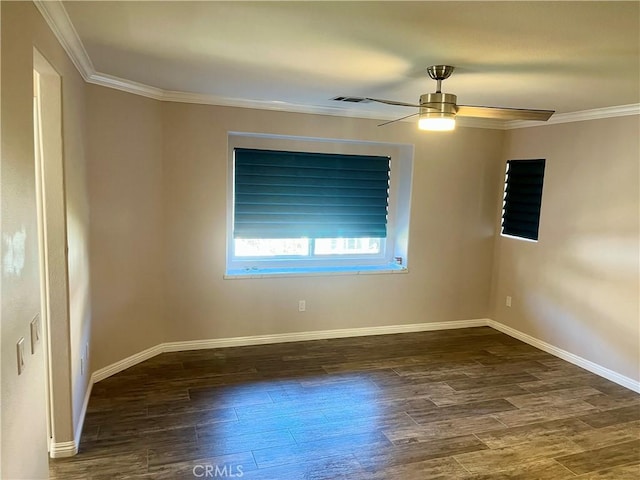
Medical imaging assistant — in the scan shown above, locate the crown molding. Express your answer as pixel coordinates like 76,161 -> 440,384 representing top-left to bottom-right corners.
87,71 -> 504,128
33,0 -> 94,81
505,103 -> 640,129
35,0 -> 639,130
88,72 -> 165,100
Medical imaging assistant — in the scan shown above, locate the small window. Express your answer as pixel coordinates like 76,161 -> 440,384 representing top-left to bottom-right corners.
501,159 -> 545,241
226,134 -> 413,277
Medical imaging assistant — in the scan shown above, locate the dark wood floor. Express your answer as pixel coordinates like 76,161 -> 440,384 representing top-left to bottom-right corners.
50,327 -> 640,479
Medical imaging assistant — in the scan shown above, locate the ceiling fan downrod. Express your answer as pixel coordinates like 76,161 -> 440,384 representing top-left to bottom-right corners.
421,65 -> 458,120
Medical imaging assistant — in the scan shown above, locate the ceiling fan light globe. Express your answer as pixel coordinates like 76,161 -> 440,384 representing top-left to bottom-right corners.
418,115 -> 456,131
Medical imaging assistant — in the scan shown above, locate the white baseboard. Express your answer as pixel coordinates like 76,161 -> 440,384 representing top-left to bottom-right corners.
163,319 -> 489,352
487,319 -> 640,393
49,376 -> 94,459
49,440 -> 77,458
92,319 -> 488,381
92,344 -> 163,383
77,316 -> 638,458
90,317 -> 639,393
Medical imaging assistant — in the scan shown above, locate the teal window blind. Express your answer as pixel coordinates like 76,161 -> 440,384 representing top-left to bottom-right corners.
502,159 -> 545,240
234,148 -> 390,239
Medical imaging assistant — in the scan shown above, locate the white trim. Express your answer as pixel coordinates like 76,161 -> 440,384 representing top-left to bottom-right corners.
87,72 -> 165,100
505,104 -> 640,129
91,319 -> 488,382
33,45 -> 80,461
224,267 -> 409,280
164,319 -> 489,352
91,344 -> 163,383
487,319 -> 640,393
33,0 -> 94,81
49,441 -> 77,459
72,380 -> 93,453
88,318 -> 640,394
49,378 -> 93,458
88,71 -> 502,129
499,233 -> 538,243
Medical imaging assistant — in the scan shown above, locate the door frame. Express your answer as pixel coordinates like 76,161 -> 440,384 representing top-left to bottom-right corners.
33,47 -> 75,457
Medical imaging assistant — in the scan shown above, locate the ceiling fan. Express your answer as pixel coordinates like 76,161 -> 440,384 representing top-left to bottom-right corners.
338,65 -> 555,131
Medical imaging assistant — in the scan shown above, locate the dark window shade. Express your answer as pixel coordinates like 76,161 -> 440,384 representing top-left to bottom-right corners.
234,148 -> 390,239
502,159 -> 545,241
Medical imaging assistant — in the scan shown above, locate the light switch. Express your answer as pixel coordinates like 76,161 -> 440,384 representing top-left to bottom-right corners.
17,338 -> 25,375
30,314 -> 41,354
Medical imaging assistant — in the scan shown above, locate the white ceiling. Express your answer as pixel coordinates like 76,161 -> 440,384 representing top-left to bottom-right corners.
59,1 -> 640,124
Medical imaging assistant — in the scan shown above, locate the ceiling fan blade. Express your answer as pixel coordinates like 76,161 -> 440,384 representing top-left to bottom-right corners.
365,97 -> 421,108
456,105 -> 554,121
377,112 -> 419,127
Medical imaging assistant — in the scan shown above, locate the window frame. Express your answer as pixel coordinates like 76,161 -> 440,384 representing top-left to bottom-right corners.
234,237 -> 387,261
226,133 -> 413,277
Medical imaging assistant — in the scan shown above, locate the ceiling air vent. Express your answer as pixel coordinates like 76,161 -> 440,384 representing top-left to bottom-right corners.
331,96 -> 372,103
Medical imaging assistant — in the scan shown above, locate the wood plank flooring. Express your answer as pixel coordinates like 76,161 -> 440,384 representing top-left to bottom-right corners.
49,327 -> 640,479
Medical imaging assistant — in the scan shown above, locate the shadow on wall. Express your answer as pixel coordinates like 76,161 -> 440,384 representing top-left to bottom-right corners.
508,186 -> 639,380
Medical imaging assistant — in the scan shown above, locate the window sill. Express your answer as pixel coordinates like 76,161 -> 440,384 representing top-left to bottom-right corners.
224,263 -> 408,279
500,233 -> 538,243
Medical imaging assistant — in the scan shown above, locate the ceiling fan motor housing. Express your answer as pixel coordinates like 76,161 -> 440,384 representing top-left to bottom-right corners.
420,92 -> 458,116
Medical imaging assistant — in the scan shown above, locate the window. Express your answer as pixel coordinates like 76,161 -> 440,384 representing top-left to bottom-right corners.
501,159 -> 546,241
226,134 -> 413,277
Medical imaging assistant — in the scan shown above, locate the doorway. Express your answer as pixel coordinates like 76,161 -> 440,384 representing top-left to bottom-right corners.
33,48 -> 75,458
33,66 -> 54,451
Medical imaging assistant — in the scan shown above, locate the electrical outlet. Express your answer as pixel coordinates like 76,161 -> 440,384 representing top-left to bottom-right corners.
30,314 -> 41,354
298,300 -> 306,312
17,338 -> 25,375
506,296 -> 512,307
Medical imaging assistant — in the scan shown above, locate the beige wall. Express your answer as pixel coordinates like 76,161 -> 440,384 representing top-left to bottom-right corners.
159,102 -> 503,349
491,116 -> 640,382
1,1 -> 91,477
87,85 -> 167,371
85,89 -> 504,370
59,58 -> 92,433
0,3 -> 46,477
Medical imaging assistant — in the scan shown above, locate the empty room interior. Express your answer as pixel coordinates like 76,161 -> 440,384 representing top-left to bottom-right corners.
1,1 -> 639,479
